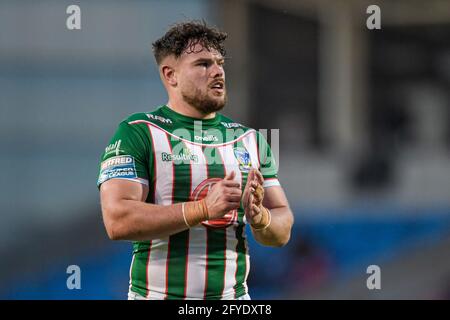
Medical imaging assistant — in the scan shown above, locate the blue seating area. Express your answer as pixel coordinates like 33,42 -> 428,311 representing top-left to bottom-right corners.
247,207 -> 450,298
3,207 -> 450,299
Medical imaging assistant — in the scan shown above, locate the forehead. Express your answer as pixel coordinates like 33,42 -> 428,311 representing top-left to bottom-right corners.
179,43 -> 223,62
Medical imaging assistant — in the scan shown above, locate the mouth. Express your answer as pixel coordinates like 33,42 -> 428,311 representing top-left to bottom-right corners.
209,81 -> 225,94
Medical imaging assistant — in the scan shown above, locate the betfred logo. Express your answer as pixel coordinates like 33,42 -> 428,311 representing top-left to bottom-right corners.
101,155 -> 134,170
97,155 -> 137,186
191,178 -> 238,228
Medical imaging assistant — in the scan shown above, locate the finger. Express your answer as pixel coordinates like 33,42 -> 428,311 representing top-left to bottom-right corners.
250,210 -> 262,224
227,194 -> 243,202
243,175 -> 252,191
247,169 -> 255,182
247,193 -> 254,209
227,202 -> 241,210
254,187 -> 264,201
242,192 -> 249,206
228,191 -> 243,203
248,209 -> 259,221
222,180 -> 240,188
252,204 -> 261,214
224,170 -> 236,181
253,196 -> 262,206
229,188 -> 243,196
254,170 -> 264,185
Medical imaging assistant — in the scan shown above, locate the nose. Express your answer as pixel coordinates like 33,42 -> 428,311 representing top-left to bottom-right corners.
210,62 -> 224,78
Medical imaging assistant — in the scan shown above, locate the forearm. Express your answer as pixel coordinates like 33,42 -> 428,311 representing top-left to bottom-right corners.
250,206 -> 294,247
101,173 -> 241,242
103,199 -> 189,241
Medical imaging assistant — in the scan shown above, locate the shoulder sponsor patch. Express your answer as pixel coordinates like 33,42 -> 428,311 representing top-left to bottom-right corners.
97,155 -> 137,185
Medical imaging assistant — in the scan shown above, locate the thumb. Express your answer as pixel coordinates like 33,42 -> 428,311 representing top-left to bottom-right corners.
248,169 -> 256,182
224,170 -> 236,181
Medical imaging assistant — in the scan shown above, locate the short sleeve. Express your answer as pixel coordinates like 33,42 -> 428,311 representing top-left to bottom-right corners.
97,121 -> 150,188
256,131 -> 280,188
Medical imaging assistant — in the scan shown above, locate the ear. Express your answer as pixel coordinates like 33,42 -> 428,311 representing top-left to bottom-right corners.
161,65 -> 177,87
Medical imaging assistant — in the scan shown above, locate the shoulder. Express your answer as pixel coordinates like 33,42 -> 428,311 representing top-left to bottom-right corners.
111,111 -> 164,143
218,114 -> 270,147
119,112 -> 148,126
123,108 -> 171,125
217,113 -> 252,132
118,107 -> 174,131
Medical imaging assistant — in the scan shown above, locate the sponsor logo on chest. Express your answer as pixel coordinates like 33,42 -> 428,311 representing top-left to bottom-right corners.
194,134 -> 219,142
161,148 -> 199,163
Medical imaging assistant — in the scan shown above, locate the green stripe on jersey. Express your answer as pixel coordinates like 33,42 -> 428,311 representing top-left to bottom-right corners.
166,139 -> 192,299
165,232 -> 190,299
234,224 -> 247,298
205,228 -> 227,299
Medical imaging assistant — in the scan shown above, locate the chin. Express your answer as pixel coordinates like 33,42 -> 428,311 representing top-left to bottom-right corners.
182,90 -> 227,114
211,94 -> 226,104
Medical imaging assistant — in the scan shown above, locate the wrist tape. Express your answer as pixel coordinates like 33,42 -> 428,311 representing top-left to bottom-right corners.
251,206 -> 271,230
182,199 -> 209,228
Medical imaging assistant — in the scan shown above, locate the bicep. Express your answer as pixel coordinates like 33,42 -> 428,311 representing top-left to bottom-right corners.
262,185 -> 289,209
99,179 -> 149,239
100,179 -> 149,211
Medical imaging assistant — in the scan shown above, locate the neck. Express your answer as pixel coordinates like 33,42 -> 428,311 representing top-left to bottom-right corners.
166,97 -> 216,120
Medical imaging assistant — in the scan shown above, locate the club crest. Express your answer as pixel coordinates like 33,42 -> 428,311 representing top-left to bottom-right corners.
234,147 -> 252,172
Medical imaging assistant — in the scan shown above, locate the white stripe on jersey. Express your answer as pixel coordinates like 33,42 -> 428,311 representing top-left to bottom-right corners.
243,227 -> 250,295
217,145 -> 242,299
148,125 -> 174,206
146,125 -> 174,299
112,177 -> 149,186
263,178 -> 280,188
183,142 -> 208,299
146,239 -> 169,299
128,253 -> 135,294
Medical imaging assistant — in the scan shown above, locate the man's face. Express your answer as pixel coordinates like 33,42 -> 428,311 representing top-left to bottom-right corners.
175,43 -> 227,115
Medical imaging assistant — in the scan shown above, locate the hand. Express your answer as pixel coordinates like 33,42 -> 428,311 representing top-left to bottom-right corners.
243,169 -> 265,225
204,171 -> 242,220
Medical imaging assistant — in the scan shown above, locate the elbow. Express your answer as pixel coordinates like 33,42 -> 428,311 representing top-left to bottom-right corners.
104,218 -> 123,241
105,222 -> 122,241
272,232 -> 291,247
280,210 -> 295,246
102,206 -> 127,241
272,215 -> 294,247
258,230 -> 291,248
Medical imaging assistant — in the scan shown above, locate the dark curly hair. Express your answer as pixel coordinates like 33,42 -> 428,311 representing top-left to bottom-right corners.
152,20 -> 227,65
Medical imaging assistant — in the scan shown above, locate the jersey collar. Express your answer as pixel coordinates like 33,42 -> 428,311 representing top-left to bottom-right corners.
160,105 -> 221,130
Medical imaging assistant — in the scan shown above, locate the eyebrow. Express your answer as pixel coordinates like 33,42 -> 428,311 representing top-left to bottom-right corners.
192,57 -> 225,64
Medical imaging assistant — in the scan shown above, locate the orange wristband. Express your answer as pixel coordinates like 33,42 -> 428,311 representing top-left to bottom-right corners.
182,199 -> 209,228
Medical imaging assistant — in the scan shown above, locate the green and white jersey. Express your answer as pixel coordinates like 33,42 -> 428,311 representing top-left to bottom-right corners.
97,105 -> 280,300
